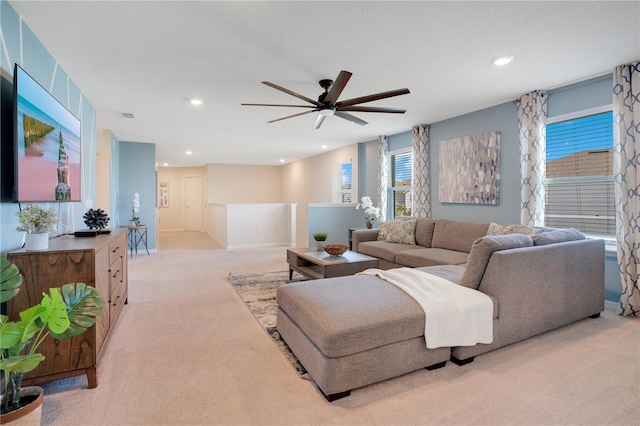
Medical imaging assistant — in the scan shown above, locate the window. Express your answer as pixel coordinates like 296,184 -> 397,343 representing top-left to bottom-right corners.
390,150 -> 413,218
332,161 -> 352,203
545,109 -> 614,237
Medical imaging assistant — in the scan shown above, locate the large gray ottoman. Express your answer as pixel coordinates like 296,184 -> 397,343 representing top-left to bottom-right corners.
276,274 -> 450,401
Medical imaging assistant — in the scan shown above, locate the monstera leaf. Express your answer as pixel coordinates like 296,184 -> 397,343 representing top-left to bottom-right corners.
50,282 -> 104,339
0,257 -> 22,304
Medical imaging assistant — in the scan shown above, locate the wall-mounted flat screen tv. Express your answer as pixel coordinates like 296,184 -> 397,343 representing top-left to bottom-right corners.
13,64 -> 81,202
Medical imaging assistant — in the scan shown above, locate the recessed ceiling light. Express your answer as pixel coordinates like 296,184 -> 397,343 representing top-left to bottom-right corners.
491,56 -> 514,66
321,145 -> 328,149
279,158 -> 285,163
186,150 -> 192,155
190,99 -> 203,106
163,162 -> 169,166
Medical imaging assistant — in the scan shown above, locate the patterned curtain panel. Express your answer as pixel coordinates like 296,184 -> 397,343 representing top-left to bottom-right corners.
613,61 -> 640,317
378,135 -> 389,223
412,124 -> 431,218
516,90 -> 548,226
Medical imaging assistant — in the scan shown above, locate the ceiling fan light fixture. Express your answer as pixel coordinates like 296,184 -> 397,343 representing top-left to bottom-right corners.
319,109 -> 334,116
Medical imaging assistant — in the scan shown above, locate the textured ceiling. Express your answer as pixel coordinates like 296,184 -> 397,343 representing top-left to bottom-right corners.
9,1 -> 640,167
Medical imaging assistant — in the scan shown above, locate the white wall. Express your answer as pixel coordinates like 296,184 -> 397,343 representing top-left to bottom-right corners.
157,166 -> 207,231
207,203 -> 295,248
161,146 -> 357,248
207,164 -> 281,203
280,144 -> 358,246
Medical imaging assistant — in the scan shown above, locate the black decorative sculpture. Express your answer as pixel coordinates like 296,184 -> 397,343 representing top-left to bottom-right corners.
83,208 -> 110,230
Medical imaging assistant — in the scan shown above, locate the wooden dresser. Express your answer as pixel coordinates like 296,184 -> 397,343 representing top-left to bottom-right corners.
6,228 -> 128,388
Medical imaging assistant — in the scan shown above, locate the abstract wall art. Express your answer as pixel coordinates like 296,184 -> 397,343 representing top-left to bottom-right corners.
439,131 -> 501,204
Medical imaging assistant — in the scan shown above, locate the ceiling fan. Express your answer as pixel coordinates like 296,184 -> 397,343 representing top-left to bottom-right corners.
242,70 -> 410,129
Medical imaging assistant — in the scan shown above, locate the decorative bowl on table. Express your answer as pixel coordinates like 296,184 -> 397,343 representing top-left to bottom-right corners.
323,244 -> 349,256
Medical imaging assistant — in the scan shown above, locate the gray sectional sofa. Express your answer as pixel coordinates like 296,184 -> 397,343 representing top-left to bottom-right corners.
276,219 -> 605,401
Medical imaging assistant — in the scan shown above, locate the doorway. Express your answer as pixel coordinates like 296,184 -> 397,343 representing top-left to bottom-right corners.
184,175 -> 203,231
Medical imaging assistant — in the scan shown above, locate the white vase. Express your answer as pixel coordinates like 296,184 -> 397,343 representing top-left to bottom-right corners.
24,233 -> 49,251
315,241 -> 325,251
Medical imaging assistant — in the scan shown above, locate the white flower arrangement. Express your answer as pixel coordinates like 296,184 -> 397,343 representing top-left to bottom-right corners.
356,196 -> 380,227
15,204 -> 59,234
132,192 -> 141,224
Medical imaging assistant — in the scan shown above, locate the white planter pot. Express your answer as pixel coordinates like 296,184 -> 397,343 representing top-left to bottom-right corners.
0,386 -> 44,425
24,233 -> 49,251
315,241 -> 325,251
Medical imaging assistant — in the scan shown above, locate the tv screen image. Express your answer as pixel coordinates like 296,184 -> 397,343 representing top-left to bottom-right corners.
14,64 -> 81,202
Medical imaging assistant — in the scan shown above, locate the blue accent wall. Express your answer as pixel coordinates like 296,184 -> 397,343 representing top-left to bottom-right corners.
308,204 -> 364,247
0,0 -> 102,253
357,76 -> 620,301
119,141 -> 157,250
547,74 -> 613,117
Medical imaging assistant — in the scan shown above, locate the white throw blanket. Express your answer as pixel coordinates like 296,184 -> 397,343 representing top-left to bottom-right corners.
358,268 -> 493,349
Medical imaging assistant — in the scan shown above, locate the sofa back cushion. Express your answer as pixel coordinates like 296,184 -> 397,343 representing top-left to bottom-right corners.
431,220 -> 490,253
460,234 -> 534,289
415,219 -> 437,247
532,228 -> 585,245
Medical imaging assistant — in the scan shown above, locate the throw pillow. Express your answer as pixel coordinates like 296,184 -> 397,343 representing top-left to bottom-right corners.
487,222 -> 543,236
532,228 -> 585,246
377,219 -> 417,245
460,234 -> 534,289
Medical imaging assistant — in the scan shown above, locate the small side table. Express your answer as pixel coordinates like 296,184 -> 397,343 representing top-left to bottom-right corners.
125,225 -> 149,258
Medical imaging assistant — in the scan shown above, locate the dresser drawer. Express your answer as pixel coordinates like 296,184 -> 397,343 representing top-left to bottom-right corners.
109,266 -> 126,319
109,238 -> 125,266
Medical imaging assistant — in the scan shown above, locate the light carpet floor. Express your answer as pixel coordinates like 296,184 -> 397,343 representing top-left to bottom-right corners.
228,270 -> 308,376
40,231 -> 639,425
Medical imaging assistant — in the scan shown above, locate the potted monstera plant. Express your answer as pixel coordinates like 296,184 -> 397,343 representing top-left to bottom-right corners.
0,257 -> 104,424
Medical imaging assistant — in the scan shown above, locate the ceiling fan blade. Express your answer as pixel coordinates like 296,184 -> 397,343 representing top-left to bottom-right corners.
241,103 -> 316,108
267,109 -> 317,123
338,106 -> 407,114
335,111 -> 368,126
262,81 -> 322,106
337,88 -> 410,108
313,114 -> 326,130
323,70 -> 352,105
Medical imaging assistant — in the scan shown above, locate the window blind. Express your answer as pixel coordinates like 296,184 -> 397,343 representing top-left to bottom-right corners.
390,151 -> 413,217
545,111 -> 614,236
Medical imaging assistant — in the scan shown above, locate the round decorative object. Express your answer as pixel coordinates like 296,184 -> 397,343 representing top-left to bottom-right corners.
83,208 -> 110,230
323,244 -> 349,256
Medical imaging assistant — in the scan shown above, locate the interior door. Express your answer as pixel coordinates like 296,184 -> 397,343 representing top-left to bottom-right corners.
184,175 -> 203,231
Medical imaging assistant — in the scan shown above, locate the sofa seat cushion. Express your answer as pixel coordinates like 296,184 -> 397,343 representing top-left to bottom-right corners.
415,264 -> 465,283
277,275 -> 425,358
431,220 -> 490,253
410,265 -> 499,319
358,241 -> 419,263
395,248 -> 470,267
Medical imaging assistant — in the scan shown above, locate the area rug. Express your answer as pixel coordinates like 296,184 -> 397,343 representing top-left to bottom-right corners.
228,270 -> 309,377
